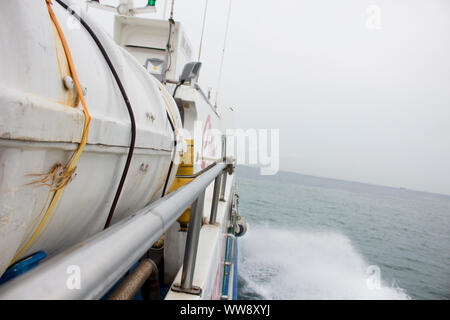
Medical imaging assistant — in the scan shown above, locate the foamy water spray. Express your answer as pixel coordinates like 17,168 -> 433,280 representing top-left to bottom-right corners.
239,226 -> 409,300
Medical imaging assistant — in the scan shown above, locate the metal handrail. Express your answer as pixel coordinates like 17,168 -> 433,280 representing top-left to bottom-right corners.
209,174 -> 222,225
224,234 -> 236,267
0,162 -> 227,300
221,233 -> 236,300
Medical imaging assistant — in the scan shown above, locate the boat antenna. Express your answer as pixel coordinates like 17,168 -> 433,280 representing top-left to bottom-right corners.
197,0 -> 209,61
214,0 -> 232,108
162,0 -> 175,83
169,0 -> 175,19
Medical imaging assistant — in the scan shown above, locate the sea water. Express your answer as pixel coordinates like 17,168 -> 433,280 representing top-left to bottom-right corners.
236,166 -> 450,300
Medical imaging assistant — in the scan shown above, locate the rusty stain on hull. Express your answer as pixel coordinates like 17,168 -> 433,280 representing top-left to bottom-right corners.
51,20 -> 77,107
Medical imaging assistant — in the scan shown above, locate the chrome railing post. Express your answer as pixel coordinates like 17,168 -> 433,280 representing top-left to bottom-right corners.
219,171 -> 227,201
178,190 -> 205,294
219,134 -> 228,202
209,173 -> 222,224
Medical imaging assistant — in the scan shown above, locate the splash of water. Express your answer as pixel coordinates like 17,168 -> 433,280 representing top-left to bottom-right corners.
238,225 -> 409,300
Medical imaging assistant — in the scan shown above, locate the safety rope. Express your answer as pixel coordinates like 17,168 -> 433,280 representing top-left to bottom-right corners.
10,0 -> 91,264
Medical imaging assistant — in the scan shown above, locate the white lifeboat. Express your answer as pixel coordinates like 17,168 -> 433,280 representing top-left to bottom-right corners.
0,1 -> 182,275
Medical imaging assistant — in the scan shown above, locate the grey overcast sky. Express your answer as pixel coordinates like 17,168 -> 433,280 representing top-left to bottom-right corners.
81,0 -> 450,195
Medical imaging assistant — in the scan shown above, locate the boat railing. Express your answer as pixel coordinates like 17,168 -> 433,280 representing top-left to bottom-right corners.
0,161 -> 232,299
221,233 -> 236,300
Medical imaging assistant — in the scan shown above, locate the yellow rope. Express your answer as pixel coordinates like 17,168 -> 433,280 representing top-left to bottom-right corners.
10,0 -> 91,264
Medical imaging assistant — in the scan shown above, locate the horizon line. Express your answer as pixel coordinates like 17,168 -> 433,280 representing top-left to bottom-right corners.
237,164 -> 450,198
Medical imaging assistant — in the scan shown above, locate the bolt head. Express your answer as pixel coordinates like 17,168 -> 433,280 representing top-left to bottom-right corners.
63,76 -> 74,90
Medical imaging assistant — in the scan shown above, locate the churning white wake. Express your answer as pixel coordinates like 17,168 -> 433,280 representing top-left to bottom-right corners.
238,225 -> 409,300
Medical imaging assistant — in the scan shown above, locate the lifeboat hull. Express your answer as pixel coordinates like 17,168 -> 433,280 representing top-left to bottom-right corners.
0,1 -> 181,275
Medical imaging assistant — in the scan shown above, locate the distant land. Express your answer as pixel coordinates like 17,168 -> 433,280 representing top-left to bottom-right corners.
236,165 -> 450,200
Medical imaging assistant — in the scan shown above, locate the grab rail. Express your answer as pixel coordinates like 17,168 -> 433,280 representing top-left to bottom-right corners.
221,233 -> 236,300
0,162 -> 228,299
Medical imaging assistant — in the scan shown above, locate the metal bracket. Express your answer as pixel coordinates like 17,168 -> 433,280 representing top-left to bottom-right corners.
220,233 -> 236,300
225,159 -> 235,175
171,283 -> 202,296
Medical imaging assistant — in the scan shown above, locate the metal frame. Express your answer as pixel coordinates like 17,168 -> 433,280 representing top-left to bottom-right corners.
219,134 -> 228,202
220,171 -> 228,201
172,190 -> 206,295
220,233 -> 236,300
209,174 -> 222,224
